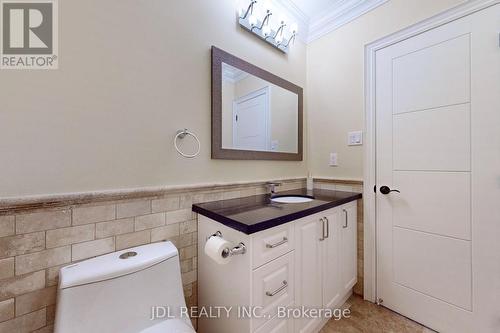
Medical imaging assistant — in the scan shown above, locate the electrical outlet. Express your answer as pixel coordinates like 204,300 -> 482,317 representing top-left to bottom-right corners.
348,131 -> 363,146
329,153 -> 338,166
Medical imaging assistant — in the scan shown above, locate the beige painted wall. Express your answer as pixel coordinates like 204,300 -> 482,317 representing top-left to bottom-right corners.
306,0 -> 467,180
0,0 -> 307,198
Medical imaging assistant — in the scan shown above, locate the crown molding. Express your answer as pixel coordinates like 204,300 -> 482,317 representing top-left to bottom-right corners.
222,63 -> 249,83
239,0 -> 388,45
307,0 -> 389,43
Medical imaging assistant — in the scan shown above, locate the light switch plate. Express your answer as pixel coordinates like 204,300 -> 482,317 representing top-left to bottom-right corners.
348,131 -> 363,146
329,153 -> 338,166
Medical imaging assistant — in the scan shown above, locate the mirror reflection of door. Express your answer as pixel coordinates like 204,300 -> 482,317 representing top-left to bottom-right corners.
233,86 -> 270,151
221,62 -> 298,153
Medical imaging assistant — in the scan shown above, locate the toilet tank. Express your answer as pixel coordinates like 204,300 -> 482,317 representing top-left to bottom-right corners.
54,242 -> 192,333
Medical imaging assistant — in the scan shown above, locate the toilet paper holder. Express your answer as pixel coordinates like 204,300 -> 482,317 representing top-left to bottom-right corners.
207,231 -> 247,258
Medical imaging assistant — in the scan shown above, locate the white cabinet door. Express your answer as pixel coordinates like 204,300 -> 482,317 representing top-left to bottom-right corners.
294,216 -> 322,333
252,252 -> 295,330
252,222 -> 295,269
340,203 -> 357,292
254,315 -> 293,333
321,209 -> 342,309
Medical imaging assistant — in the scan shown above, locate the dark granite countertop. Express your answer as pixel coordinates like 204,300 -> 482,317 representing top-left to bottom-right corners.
192,188 -> 362,234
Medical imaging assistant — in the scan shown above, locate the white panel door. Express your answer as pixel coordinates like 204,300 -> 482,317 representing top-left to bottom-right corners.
375,4 -> 500,333
233,87 -> 270,151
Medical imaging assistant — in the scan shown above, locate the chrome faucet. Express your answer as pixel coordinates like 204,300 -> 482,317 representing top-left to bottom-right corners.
266,182 -> 282,195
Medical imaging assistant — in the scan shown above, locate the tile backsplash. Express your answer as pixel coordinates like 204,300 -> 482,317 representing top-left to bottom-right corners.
0,177 -> 363,333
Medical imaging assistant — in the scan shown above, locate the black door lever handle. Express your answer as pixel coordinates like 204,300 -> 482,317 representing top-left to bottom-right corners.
380,186 -> 400,194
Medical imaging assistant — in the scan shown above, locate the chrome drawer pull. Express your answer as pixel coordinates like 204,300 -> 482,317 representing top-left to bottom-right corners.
319,218 -> 325,241
266,280 -> 288,297
342,209 -> 348,228
266,237 -> 288,249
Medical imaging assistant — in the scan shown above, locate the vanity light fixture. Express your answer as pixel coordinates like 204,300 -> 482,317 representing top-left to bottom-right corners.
238,0 -> 298,53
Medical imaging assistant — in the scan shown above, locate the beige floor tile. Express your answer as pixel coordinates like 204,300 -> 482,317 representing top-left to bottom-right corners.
321,295 -> 433,333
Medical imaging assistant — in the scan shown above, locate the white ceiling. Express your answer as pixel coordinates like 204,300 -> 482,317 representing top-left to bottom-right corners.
272,0 -> 389,43
289,0 -> 343,20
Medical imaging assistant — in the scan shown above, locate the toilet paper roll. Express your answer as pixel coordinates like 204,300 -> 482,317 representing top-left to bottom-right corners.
204,236 -> 232,265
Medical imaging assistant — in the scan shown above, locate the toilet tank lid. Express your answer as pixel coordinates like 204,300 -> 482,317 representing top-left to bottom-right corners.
59,241 -> 178,289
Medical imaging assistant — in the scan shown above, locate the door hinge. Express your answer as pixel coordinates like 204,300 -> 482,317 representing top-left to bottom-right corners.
235,115 -> 238,122
376,297 -> 383,306
373,185 -> 376,193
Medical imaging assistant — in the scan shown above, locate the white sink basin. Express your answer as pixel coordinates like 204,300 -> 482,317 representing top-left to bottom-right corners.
271,196 -> 314,204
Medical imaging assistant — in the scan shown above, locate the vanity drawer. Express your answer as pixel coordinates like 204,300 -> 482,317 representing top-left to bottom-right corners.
252,223 -> 295,269
254,314 -> 293,333
252,251 -> 295,330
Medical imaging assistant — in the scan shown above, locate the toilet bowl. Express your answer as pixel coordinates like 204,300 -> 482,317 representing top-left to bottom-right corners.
54,241 -> 195,333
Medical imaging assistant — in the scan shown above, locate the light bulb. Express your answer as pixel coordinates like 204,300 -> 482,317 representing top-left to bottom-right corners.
277,15 -> 287,27
290,22 -> 298,34
237,0 -> 248,17
275,32 -> 284,43
262,24 -> 271,36
249,14 -> 257,26
262,0 -> 273,13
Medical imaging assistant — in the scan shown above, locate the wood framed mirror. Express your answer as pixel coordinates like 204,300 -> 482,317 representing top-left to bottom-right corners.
211,46 -> 303,161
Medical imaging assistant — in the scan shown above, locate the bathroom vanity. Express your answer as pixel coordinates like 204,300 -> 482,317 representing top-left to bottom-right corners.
193,189 -> 361,333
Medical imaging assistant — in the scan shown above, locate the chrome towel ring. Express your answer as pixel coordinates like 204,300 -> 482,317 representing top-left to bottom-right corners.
174,129 -> 200,158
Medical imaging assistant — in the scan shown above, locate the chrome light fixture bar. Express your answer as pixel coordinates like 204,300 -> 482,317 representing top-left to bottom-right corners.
238,0 -> 298,54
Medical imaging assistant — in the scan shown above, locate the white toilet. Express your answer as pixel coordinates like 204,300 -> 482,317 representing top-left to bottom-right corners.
54,241 -> 195,333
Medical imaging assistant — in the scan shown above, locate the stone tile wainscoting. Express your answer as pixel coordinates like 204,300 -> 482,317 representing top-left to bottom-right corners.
313,178 -> 364,296
0,177 -> 362,333
0,179 -> 308,333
